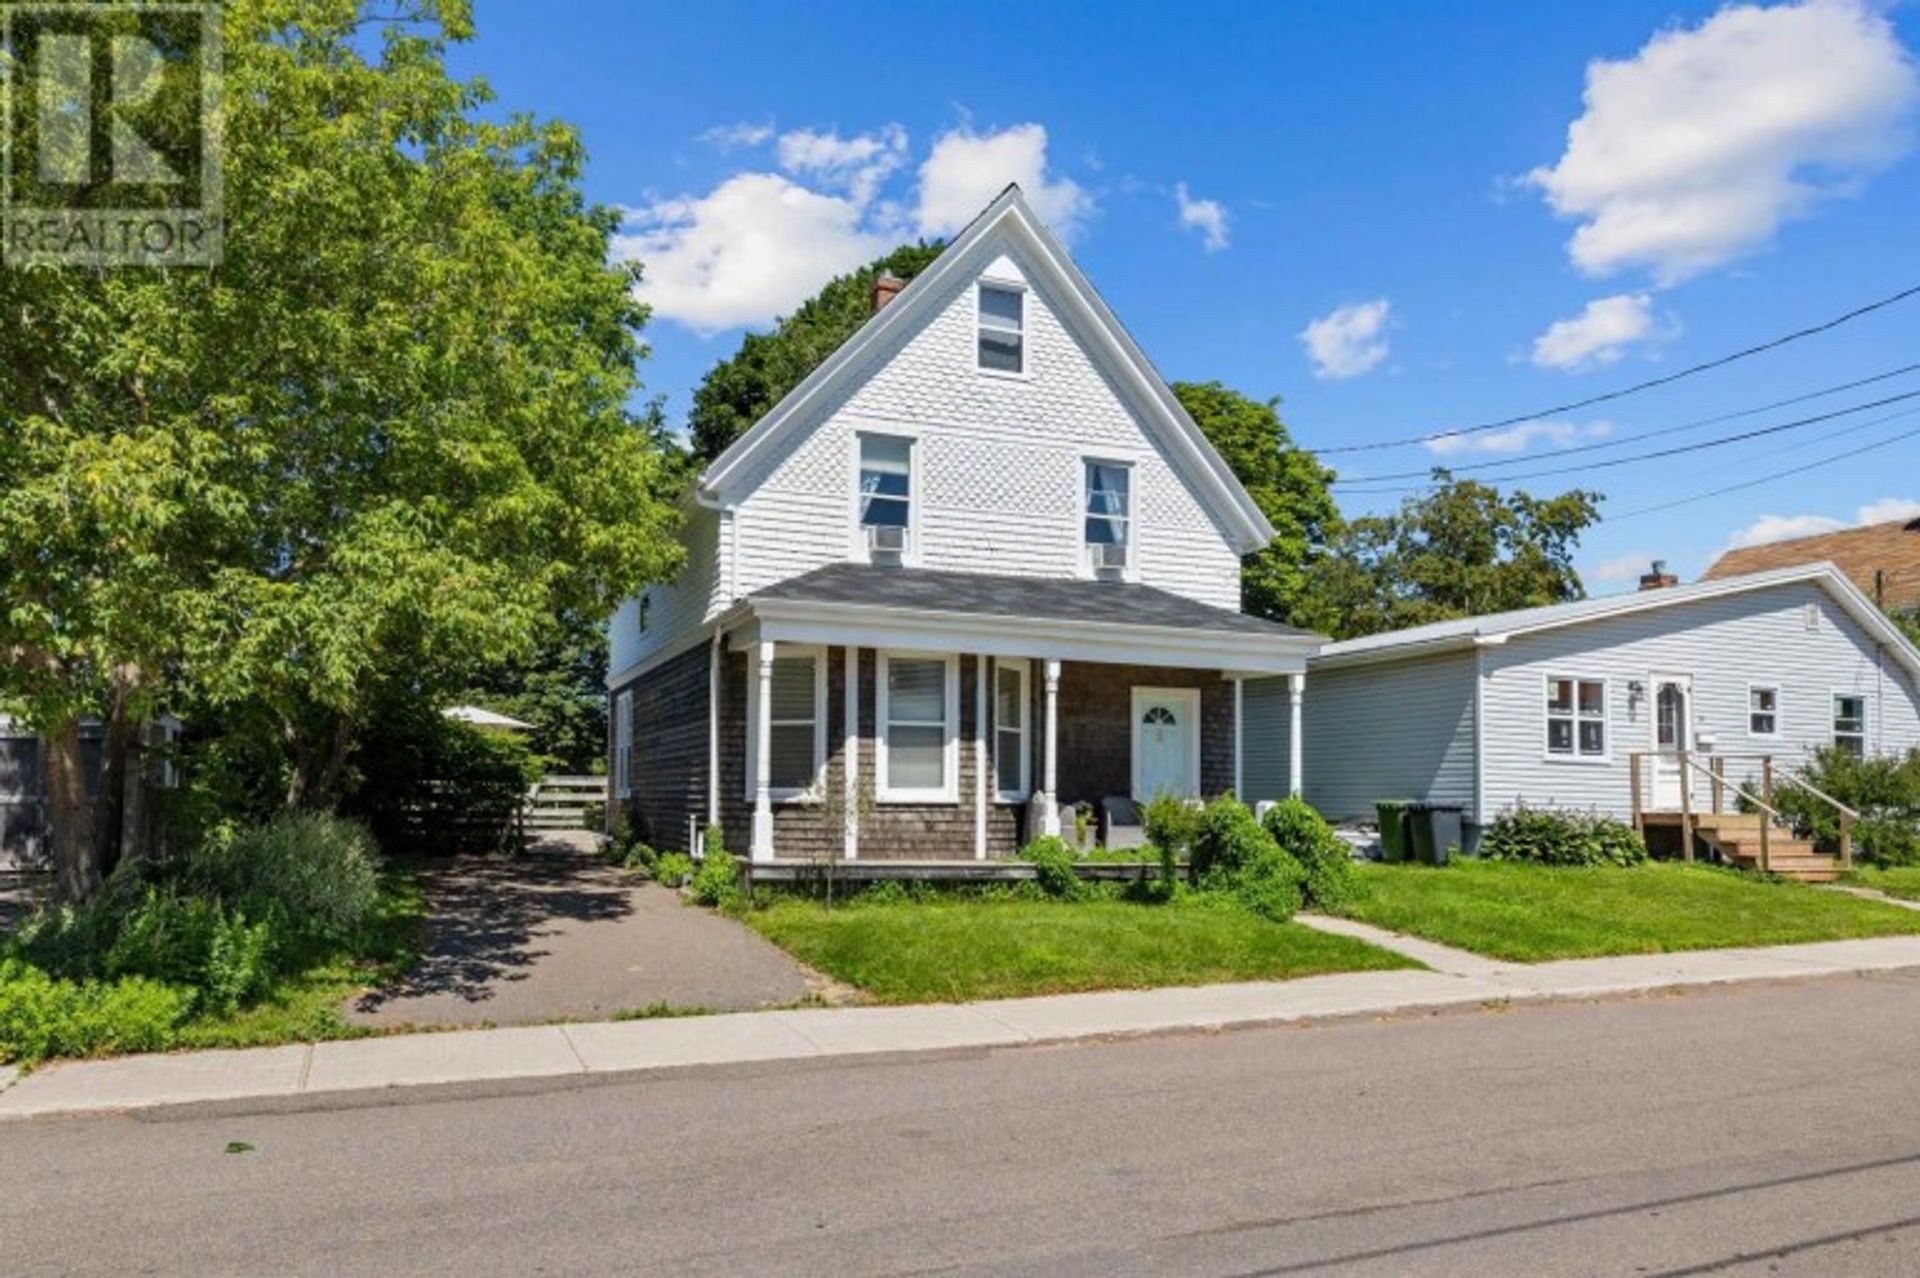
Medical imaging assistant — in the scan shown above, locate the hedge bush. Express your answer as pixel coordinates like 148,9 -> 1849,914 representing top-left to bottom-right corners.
1191,796 -> 1304,921
1261,797 -> 1356,909
1019,836 -> 1085,900
1482,806 -> 1647,867
185,812 -> 382,945
0,959 -> 193,1064
1773,748 -> 1920,866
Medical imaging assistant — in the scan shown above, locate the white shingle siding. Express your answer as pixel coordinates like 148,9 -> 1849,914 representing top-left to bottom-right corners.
607,504 -> 724,680
1481,581 -> 1920,821
1243,653 -> 1478,820
723,236 -> 1244,609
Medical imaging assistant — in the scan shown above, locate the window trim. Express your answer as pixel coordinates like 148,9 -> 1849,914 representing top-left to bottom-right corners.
1832,689 -> 1869,756
975,279 -> 1029,380
849,429 -> 921,565
1746,683 -> 1782,740
744,645 -> 829,804
637,592 -> 651,635
993,658 -> 1032,803
875,650 -> 960,804
1542,674 -> 1610,765
613,689 -> 634,799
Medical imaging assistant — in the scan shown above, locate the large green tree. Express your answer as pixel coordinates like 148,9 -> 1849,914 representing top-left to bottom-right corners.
1171,383 -> 1342,630
1310,473 -> 1603,639
0,0 -> 681,898
687,241 -> 945,462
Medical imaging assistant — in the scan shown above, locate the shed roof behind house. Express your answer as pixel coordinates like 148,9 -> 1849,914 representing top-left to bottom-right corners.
1705,518 -> 1920,604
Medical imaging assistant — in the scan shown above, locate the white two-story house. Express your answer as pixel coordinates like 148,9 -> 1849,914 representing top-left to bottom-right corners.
605,185 -> 1320,862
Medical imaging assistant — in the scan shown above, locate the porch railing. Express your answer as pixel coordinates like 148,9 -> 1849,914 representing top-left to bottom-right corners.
1629,751 -> 1856,871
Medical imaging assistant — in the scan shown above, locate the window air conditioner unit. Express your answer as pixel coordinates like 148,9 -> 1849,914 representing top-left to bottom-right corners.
1091,542 -> 1129,573
867,524 -> 907,556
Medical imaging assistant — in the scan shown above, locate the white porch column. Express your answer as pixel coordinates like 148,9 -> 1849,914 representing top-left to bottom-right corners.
843,645 -> 859,860
750,639 -> 775,862
1288,671 -> 1305,798
974,655 -> 988,859
1040,659 -> 1062,837
1233,676 -> 1245,798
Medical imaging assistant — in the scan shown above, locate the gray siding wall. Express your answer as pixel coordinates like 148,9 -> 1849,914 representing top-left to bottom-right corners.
1481,581 -> 1920,822
1245,651 -> 1478,822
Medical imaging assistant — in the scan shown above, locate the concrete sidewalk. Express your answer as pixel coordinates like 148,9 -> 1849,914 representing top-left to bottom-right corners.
8,927 -> 1920,1121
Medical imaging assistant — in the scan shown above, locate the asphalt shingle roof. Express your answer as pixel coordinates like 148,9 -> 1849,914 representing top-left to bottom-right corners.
751,563 -> 1313,638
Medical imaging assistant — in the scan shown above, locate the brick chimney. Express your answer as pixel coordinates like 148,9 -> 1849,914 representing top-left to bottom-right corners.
1638,559 -> 1679,591
870,273 -> 905,314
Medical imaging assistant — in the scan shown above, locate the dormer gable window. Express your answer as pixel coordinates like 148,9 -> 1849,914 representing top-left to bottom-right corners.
977,283 -> 1024,374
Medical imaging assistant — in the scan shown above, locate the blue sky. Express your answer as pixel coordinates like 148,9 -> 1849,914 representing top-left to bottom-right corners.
455,0 -> 1920,591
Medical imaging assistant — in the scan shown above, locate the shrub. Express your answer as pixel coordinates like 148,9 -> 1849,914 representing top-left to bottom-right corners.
689,847 -> 745,911
1773,748 -> 1920,865
1190,796 -> 1305,921
185,812 -> 381,944
1262,797 -> 1356,909
0,959 -> 192,1064
1143,795 -> 1201,860
1482,806 -> 1647,867
654,852 -> 695,889
1019,836 -> 1084,900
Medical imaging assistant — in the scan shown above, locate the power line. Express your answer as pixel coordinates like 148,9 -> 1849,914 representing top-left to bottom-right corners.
1602,413 -> 1920,523
1331,388 -> 1920,495
1330,361 -> 1920,485
1304,282 -> 1920,457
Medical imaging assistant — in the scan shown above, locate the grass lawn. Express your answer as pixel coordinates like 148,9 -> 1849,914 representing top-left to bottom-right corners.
1843,866 -> 1920,903
746,897 -> 1418,1004
1338,860 -> 1920,962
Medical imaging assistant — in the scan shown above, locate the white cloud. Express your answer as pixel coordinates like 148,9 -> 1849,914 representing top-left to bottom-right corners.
1858,497 -> 1920,525
1528,1 -> 1919,285
1727,512 -> 1849,549
777,124 -> 908,204
1299,299 -> 1392,380
699,121 -> 773,150
1591,552 -> 1660,584
613,173 -> 886,333
914,123 -> 1093,241
1174,182 -> 1230,251
1531,293 -> 1671,371
1426,418 -> 1613,457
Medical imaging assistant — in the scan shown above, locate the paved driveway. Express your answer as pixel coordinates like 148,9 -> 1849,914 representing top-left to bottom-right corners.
347,833 -> 814,1028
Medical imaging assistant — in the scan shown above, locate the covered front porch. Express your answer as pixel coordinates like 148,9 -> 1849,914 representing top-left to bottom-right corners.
708,565 -> 1319,863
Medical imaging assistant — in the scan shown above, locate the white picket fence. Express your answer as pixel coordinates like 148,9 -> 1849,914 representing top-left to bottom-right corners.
524,774 -> 606,834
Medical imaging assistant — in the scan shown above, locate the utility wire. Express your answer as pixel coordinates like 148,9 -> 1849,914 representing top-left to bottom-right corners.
1331,388 -> 1920,495
1305,282 -> 1920,457
1602,412 -> 1920,523
1329,361 -> 1920,485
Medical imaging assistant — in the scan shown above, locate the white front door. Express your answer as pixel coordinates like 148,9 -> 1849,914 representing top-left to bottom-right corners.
1133,688 -> 1200,801
1650,674 -> 1693,810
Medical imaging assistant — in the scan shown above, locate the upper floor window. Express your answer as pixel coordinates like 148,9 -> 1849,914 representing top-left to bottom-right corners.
1546,676 -> 1606,759
1833,693 -> 1867,756
1085,460 -> 1132,571
858,435 -> 914,554
1748,685 -> 1779,737
637,593 -> 651,635
977,283 -> 1024,374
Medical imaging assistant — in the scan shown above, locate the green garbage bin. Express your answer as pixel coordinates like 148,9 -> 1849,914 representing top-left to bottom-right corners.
1406,803 -> 1465,865
1376,800 -> 1414,862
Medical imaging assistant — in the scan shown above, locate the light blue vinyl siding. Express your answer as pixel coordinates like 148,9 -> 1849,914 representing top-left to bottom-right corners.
1245,652 -> 1477,821
1480,581 -> 1920,822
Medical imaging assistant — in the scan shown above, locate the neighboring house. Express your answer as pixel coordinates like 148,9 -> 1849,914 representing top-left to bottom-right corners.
605,185 -> 1319,861
1241,563 -> 1920,850
0,716 -> 180,871
1706,516 -> 1920,613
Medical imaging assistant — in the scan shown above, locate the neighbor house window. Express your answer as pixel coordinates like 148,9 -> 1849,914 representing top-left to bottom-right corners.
994,659 -> 1030,801
977,283 -> 1024,373
766,653 -> 823,797
858,434 -> 914,553
1546,677 -> 1606,758
1833,693 -> 1868,756
1085,461 -> 1131,566
879,653 -> 956,801
1749,686 -> 1780,737
637,593 -> 651,635
614,689 -> 634,798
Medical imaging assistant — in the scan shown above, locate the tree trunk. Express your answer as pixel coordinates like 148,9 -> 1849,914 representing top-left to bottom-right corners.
45,719 -> 101,903
92,666 -> 154,874
285,711 -> 354,810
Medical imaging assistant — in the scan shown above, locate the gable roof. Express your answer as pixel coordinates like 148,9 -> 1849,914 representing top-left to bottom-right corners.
1705,517 -> 1920,599
1313,562 -> 1920,681
695,184 -> 1276,554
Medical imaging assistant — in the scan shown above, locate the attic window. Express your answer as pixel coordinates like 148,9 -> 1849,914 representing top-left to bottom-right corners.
977,283 -> 1024,374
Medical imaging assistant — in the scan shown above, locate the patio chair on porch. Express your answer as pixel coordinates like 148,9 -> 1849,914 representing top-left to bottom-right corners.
1100,796 -> 1147,851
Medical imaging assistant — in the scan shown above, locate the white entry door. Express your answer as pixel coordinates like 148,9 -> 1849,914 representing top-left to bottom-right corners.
1133,688 -> 1201,801
1650,674 -> 1693,810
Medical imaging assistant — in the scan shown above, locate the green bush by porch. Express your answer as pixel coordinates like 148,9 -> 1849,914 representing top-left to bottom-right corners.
1336,861 -> 1920,963
746,897 -> 1418,1004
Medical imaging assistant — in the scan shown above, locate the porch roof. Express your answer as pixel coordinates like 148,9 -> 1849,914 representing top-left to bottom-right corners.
731,564 -> 1322,675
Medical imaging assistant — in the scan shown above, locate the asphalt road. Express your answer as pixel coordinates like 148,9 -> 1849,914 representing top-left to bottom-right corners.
9,972 -> 1920,1276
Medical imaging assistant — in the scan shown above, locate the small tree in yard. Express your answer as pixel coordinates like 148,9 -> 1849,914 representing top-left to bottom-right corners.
0,1 -> 682,899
